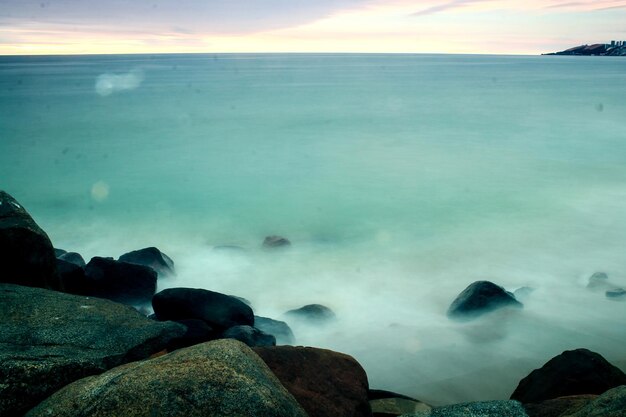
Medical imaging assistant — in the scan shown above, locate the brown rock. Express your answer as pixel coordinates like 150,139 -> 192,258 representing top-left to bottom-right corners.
254,345 -> 372,417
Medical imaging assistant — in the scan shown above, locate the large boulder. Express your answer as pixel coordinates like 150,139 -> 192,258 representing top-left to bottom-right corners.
58,251 -> 86,267
510,348 -> 626,403
222,325 -> 276,347
255,315 -> 296,344
84,256 -> 157,305
567,385 -> 626,417
447,280 -> 522,320
0,283 -> 185,417
167,318 -> 219,350
0,191 -> 58,289
523,394 -> 597,417
153,287 -> 254,331
427,400 -> 528,416
284,303 -> 336,324
25,339 -> 308,417
118,246 -> 175,277
56,258 -> 87,293
254,345 -> 371,417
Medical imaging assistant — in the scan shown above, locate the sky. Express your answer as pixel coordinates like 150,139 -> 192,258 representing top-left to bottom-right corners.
1,0 -> 625,55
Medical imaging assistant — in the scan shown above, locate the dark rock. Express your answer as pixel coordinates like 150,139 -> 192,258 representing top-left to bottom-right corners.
54,248 -> 67,257
513,286 -> 534,301
588,272 -> 611,290
56,258 -> 87,294
523,394 -> 597,417
222,325 -> 276,347
25,339 -> 308,417
254,345 -> 371,417
371,398 -> 431,416
167,319 -> 219,350
152,287 -> 254,331
567,385 -> 626,417
606,288 -> 626,300
510,348 -> 626,403
284,303 -> 336,323
255,315 -> 296,344
263,235 -> 291,248
230,295 -> 252,306
84,257 -> 157,305
58,251 -> 86,267
0,283 -> 185,417
118,246 -> 175,277
0,191 -> 58,289
447,281 -> 522,320
429,400 -> 527,416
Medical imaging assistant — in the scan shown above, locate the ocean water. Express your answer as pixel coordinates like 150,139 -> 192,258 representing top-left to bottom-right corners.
1,53 -> 626,404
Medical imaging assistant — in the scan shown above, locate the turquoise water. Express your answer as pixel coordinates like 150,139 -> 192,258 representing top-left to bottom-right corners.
1,53 -> 626,403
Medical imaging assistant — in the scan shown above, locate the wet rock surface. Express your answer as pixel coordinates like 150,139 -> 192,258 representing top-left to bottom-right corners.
254,345 -> 371,417
510,348 -> 626,403
447,280 -> 522,320
0,283 -> 185,417
84,256 -> 157,305
0,191 -> 58,289
118,246 -> 175,276
153,287 -> 254,331
25,339 -> 308,417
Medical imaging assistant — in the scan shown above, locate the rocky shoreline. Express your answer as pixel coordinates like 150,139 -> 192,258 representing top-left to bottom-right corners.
1,189 -> 625,416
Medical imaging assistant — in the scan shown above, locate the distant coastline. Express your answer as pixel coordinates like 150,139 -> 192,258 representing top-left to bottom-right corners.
544,40 -> 626,56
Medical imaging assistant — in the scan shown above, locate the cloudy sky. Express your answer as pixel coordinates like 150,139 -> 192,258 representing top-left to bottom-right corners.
1,0 -> 625,54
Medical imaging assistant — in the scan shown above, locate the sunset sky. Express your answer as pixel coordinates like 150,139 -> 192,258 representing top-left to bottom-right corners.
1,0 -> 625,55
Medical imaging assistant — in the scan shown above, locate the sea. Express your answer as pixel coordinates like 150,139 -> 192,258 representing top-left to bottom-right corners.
1,53 -> 625,404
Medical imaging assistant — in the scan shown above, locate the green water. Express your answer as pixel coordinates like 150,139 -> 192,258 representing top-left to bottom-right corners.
1,53 -> 625,403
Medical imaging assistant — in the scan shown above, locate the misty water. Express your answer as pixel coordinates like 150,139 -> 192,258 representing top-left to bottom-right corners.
1,53 -> 625,405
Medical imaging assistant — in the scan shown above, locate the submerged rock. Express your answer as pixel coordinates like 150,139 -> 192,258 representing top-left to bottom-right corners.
254,345 -> 371,417
84,257 -> 157,305
58,251 -> 86,267
25,340 -> 308,417
0,190 -> 58,289
0,283 -> 185,417
152,287 -> 254,331
284,303 -> 336,324
255,315 -> 296,344
447,281 -> 522,320
587,272 -> 612,291
510,348 -> 626,403
606,288 -> 626,300
222,325 -> 276,347
118,246 -> 175,277
263,235 -> 291,248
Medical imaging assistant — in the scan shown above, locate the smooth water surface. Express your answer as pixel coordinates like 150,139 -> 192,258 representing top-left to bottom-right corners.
1,53 -> 625,404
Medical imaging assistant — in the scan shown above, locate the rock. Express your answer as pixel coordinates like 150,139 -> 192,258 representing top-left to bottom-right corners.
424,400 -> 528,416
606,288 -> 626,300
254,345 -> 371,417
222,325 -> 276,347
0,190 -> 58,289
263,235 -> 291,248
54,248 -> 67,257
447,281 -> 522,320
566,385 -> 626,417
587,272 -> 611,290
255,315 -> 296,344
25,339 -> 308,417
510,348 -> 626,403
84,256 -> 157,305
0,283 -> 185,417
118,246 -> 175,277
371,397 -> 431,416
167,319 -> 219,350
230,294 -> 253,306
523,394 -> 597,417
284,303 -> 336,323
56,258 -> 87,294
513,286 -> 534,302
58,251 -> 86,267
152,287 -> 254,331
